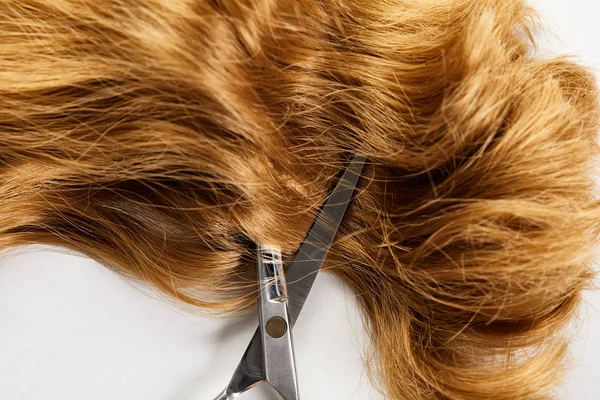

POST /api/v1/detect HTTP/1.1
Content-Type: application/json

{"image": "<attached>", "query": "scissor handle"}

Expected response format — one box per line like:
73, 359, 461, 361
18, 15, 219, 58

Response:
212, 389, 231, 400
257, 246, 300, 400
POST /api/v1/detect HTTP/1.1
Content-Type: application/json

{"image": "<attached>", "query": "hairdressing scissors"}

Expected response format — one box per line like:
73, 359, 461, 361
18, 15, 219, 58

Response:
212, 154, 366, 400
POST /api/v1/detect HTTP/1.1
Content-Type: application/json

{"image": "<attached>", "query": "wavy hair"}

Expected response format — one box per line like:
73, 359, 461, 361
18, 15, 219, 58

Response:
1, 0, 599, 398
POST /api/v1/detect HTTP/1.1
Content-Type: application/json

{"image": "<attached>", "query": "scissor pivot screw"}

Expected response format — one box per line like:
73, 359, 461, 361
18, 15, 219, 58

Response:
265, 317, 287, 338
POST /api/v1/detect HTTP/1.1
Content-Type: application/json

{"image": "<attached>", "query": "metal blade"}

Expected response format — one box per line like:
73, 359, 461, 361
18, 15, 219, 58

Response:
257, 246, 299, 399
286, 154, 366, 324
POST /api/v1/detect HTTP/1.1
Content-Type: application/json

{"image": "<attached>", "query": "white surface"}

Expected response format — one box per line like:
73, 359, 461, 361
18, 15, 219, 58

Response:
0, 1, 598, 399
0, 246, 381, 400
527, 1, 600, 399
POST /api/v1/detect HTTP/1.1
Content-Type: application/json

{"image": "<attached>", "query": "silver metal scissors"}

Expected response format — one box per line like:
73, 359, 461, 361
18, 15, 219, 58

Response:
212, 154, 366, 400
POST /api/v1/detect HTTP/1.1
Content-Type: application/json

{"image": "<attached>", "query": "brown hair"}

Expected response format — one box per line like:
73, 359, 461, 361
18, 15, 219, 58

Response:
1, 0, 599, 398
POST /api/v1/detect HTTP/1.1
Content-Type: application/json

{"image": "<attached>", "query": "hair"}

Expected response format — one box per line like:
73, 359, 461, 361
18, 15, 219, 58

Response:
1, 0, 599, 398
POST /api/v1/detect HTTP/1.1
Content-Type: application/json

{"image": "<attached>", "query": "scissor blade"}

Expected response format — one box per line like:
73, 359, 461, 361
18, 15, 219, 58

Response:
257, 246, 299, 399
286, 154, 366, 324
218, 154, 366, 397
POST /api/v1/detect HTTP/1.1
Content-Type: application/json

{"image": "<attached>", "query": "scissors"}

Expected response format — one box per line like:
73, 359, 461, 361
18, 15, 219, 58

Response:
212, 154, 366, 400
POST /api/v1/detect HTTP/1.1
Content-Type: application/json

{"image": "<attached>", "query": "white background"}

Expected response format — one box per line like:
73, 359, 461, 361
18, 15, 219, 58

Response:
0, 1, 599, 399
0, 246, 379, 399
